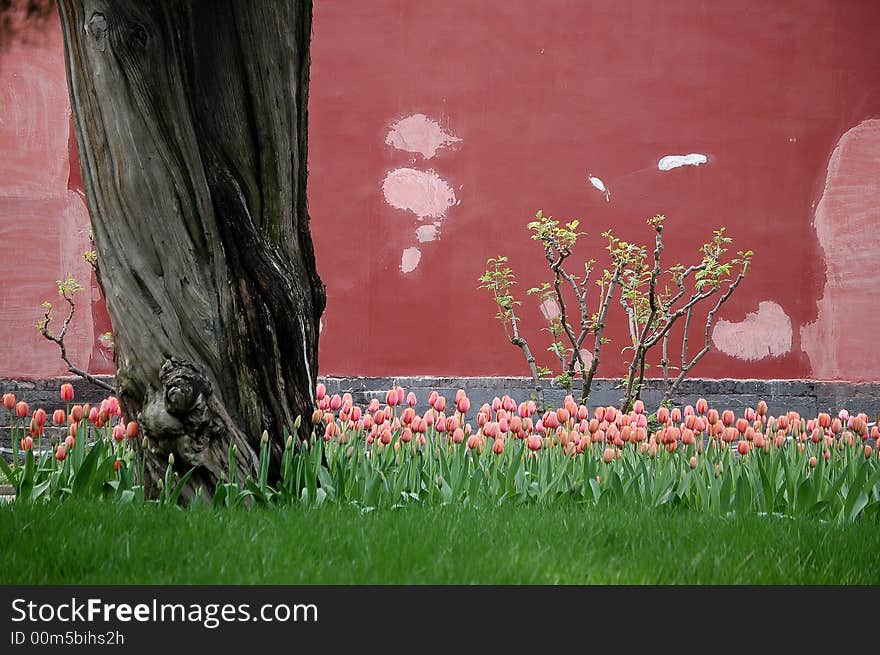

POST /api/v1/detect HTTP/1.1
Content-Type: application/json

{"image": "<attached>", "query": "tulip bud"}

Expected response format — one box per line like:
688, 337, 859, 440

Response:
114, 459, 122, 472
126, 421, 140, 439
261, 430, 269, 445
169, 453, 175, 466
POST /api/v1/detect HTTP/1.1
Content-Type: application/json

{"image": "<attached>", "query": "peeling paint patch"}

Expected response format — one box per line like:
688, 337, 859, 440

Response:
573, 349, 594, 372
385, 114, 461, 159
657, 153, 708, 171
382, 168, 456, 219
712, 301, 792, 361
400, 247, 422, 274
800, 119, 880, 380
416, 224, 439, 243
587, 173, 611, 202
539, 299, 561, 321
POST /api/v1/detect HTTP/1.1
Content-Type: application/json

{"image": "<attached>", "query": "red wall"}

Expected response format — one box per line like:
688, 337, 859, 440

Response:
2, 0, 880, 381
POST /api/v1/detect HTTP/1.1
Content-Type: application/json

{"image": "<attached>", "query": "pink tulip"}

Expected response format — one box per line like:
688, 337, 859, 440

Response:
657, 406, 669, 424
60, 383, 75, 402
396, 386, 405, 406
2, 393, 15, 410
15, 401, 29, 418
55, 445, 67, 461
452, 428, 465, 444
633, 400, 645, 415
696, 398, 708, 415
493, 438, 505, 455
21, 436, 34, 450
52, 409, 66, 425
406, 392, 417, 407
527, 434, 542, 451
456, 396, 471, 414
315, 383, 326, 401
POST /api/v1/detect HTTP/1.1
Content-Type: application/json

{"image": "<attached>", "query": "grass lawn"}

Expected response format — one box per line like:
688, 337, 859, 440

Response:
2, 501, 878, 585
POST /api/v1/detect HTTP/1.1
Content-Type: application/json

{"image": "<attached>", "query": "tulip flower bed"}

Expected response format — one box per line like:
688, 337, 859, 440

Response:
2, 384, 880, 524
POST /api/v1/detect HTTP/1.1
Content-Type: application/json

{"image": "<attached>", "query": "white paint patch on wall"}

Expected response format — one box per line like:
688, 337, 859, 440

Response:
574, 349, 594, 372
658, 154, 708, 171
587, 174, 611, 202
800, 119, 880, 380
539, 299, 561, 321
385, 114, 461, 159
382, 168, 456, 219
712, 301, 792, 361
416, 224, 439, 243
400, 247, 422, 274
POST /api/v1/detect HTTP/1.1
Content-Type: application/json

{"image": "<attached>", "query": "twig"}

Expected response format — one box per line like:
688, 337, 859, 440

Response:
38, 294, 115, 394
662, 262, 750, 405
581, 261, 622, 404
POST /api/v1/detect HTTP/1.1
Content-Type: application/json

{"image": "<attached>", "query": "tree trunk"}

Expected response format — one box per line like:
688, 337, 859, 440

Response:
57, 0, 325, 500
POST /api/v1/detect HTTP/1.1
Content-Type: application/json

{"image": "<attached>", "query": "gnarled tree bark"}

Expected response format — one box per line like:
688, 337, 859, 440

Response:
57, 0, 325, 499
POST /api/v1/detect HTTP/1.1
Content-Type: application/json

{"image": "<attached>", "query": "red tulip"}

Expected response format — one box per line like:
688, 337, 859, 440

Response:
2, 392, 16, 410
52, 409, 65, 425
125, 421, 140, 439
114, 459, 122, 472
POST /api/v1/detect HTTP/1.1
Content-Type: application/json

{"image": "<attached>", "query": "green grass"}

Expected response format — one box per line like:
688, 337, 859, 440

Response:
2, 501, 878, 584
